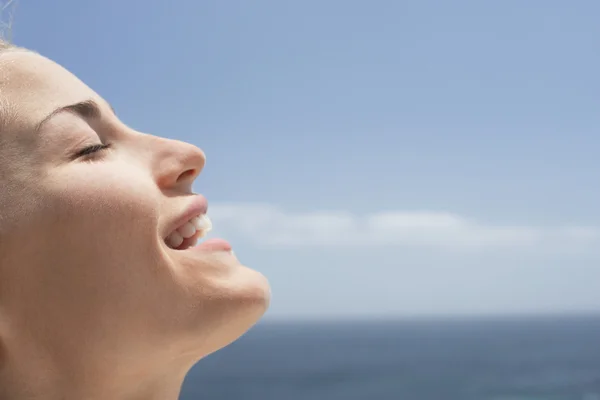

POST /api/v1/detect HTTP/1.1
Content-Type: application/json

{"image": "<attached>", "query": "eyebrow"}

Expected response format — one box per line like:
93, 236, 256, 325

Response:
35, 99, 117, 133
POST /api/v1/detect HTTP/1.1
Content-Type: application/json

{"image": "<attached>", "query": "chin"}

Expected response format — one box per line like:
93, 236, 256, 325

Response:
223, 266, 271, 327
175, 264, 271, 359
217, 268, 270, 346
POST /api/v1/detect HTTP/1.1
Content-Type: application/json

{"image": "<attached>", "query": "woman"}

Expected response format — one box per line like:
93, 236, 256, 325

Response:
0, 39, 271, 399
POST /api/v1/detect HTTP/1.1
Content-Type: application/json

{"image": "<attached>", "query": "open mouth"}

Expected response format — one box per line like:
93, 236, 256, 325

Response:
164, 214, 212, 250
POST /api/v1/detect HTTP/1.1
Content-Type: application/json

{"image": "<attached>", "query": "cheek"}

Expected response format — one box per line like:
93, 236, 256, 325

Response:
47, 162, 157, 228
0, 165, 170, 337
39, 163, 162, 275
11, 164, 174, 321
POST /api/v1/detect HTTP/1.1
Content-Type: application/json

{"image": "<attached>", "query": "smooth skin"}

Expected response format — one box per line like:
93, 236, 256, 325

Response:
0, 48, 270, 400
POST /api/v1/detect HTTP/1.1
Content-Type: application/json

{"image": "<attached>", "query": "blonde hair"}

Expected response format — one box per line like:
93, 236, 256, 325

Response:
0, 38, 12, 51
1, 0, 18, 46
0, 38, 27, 55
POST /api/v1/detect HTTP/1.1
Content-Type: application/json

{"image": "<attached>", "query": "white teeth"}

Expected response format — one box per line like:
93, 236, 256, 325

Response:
191, 215, 212, 235
165, 214, 213, 249
177, 222, 196, 239
165, 231, 184, 248
190, 216, 201, 229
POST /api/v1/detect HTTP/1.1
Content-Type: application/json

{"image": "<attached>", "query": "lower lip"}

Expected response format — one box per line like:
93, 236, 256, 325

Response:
193, 238, 232, 252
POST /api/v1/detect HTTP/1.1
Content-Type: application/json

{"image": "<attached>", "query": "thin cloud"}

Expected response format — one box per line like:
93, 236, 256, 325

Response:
208, 203, 600, 251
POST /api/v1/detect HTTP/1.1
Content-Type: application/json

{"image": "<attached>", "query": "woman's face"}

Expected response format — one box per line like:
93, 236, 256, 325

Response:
0, 51, 270, 372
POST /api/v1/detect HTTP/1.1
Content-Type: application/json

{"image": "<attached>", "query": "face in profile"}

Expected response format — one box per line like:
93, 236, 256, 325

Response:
0, 49, 270, 382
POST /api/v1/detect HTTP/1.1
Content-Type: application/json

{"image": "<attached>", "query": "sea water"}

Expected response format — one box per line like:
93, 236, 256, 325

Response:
180, 315, 600, 400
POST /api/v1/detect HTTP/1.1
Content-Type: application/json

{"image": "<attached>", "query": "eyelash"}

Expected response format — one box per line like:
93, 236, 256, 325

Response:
74, 143, 112, 159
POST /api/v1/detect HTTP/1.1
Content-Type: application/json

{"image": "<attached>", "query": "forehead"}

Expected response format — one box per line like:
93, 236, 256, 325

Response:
0, 51, 99, 133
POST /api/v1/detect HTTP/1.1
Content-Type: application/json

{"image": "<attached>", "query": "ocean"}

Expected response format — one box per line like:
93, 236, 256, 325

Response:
180, 315, 600, 400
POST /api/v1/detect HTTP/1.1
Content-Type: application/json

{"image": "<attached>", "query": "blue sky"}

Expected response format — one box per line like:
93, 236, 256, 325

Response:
9, 0, 600, 319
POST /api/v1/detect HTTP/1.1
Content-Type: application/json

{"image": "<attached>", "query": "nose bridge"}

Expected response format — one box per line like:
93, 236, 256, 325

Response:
148, 134, 206, 192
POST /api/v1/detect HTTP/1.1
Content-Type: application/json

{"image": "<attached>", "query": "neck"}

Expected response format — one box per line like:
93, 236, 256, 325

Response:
0, 335, 195, 400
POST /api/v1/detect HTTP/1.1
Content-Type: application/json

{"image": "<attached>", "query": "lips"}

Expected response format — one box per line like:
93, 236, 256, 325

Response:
194, 238, 232, 252
163, 195, 210, 250
162, 195, 232, 252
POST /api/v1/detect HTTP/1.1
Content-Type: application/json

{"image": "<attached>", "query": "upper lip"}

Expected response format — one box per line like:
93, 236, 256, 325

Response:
163, 194, 208, 239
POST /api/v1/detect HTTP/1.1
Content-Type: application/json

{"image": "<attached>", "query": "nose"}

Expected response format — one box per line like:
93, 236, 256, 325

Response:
151, 136, 206, 193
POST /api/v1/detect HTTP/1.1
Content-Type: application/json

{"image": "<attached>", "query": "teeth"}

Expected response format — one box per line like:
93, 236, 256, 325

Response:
165, 231, 184, 248
177, 222, 196, 239
165, 214, 213, 249
191, 215, 212, 236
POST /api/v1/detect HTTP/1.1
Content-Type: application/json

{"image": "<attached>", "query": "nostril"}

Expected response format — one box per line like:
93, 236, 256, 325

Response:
177, 168, 198, 184
153, 139, 205, 190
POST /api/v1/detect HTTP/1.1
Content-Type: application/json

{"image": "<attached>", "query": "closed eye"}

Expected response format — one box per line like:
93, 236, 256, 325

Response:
73, 143, 112, 159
